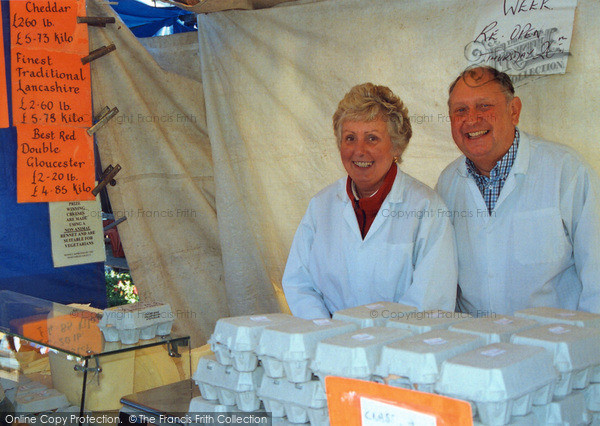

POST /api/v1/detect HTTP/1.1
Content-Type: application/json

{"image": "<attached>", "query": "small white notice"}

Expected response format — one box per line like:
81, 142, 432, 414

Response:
360, 397, 437, 426
466, 0, 577, 77
49, 197, 105, 267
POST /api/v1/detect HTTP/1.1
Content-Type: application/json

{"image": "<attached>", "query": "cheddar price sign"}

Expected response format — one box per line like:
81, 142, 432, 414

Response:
10, 0, 94, 203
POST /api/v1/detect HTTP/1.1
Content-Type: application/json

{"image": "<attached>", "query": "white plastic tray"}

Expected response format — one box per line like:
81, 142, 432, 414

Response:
514, 307, 600, 328
208, 313, 295, 371
192, 354, 264, 411
332, 302, 417, 328
256, 318, 357, 382
531, 390, 589, 425
449, 315, 539, 344
375, 329, 486, 393
511, 323, 600, 396
436, 342, 558, 426
98, 301, 174, 344
385, 310, 472, 334
311, 326, 412, 383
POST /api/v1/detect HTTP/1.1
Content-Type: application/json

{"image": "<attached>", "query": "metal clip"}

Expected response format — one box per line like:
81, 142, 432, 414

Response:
81, 43, 116, 65
92, 164, 121, 196
76, 16, 116, 27
87, 106, 119, 136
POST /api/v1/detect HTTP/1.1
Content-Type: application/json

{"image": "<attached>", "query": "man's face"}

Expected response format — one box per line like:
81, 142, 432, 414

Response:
448, 73, 522, 175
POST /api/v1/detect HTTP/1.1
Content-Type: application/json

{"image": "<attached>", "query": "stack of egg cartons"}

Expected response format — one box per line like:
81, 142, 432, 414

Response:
192, 314, 294, 414
512, 307, 600, 425
435, 341, 558, 425
98, 301, 174, 344
256, 318, 358, 425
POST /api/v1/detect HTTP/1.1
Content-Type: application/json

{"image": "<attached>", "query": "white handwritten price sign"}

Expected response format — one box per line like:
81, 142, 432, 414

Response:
325, 377, 472, 426
466, 0, 577, 76
10, 0, 94, 203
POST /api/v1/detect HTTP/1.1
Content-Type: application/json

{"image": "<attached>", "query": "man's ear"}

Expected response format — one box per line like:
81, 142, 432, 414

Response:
510, 96, 522, 126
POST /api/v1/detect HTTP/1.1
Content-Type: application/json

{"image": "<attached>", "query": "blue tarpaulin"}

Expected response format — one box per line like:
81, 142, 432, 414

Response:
111, 0, 196, 38
0, 1, 106, 307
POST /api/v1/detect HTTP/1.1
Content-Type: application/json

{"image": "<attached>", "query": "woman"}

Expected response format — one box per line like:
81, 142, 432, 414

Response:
282, 83, 457, 319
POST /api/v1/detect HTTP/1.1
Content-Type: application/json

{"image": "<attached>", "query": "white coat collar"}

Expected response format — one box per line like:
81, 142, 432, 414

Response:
455, 129, 531, 178
335, 167, 406, 205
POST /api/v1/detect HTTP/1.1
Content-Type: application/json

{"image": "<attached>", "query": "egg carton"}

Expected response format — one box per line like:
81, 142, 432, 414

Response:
385, 310, 472, 334
192, 354, 264, 412
473, 412, 537, 426
208, 313, 295, 371
332, 301, 417, 328
16, 380, 48, 396
257, 376, 326, 423
436, 342, 558, 426
307, 408, 329, 426
188, 395, 236, 413
98, 301, 174, 344
511, 323, 600, 397
586, 383, 600, 411
449, 315, 539, 344
15, 388, 70, 414
256, 318, 357, 382
532, 390, 589, 426
374, 329, 486, 393
514, 307, 600, 328
311, 326, 412, 384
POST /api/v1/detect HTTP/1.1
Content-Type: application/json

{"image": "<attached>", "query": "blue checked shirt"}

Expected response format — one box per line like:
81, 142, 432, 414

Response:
466, 129, 520, 214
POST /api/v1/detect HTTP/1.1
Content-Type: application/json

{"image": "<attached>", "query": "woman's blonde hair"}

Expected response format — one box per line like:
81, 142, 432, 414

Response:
332, 83, 412, 160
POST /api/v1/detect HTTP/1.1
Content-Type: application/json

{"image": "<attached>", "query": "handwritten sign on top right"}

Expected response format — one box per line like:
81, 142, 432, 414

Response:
465, 0, 577, 78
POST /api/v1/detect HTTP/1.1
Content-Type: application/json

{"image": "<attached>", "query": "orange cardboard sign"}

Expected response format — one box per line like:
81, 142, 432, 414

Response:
20, 311, 103, 356
16, 123, 95, 202
325, 376, 473, 426
9, 0, 88, 54
0, 8, 8, 128
11, 48, 92, 127
9, 0, 95, 203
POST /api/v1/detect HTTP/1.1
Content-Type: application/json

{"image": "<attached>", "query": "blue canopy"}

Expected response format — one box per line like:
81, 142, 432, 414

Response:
111, 0, 197, 38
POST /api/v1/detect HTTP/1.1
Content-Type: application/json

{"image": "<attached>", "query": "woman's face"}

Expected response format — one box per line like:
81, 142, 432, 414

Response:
340, 118, 396, 198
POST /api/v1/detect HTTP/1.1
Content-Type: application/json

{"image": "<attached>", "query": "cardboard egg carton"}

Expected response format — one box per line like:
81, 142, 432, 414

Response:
585, 383, 600, 412
98, 301, 174, 344
385, 310, 472, 334
473, 413, 536, 426
374, 329, 486, 393
188, 395, 236, 413
436, 342, 558, 426
514, 307, 600, 328
192, 354, 264, 412
532, 390, 589, 425
332, 301, 417, 328
449, 315, 539, 344
257, 376, 326, 424
511, 323, 600, 397
311, 326, 411, 384
256, 318, 357, 382
208, 313, 295, 372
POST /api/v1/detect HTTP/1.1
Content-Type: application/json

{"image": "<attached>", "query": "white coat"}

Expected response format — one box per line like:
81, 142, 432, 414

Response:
282, 169, 458, 319
436, 132, 600, 316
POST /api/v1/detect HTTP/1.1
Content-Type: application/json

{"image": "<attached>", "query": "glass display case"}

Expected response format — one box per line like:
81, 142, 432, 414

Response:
0, 290, 190, 417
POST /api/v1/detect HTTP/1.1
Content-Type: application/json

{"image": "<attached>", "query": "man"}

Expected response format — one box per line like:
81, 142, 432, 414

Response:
436, 66, 600, 316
